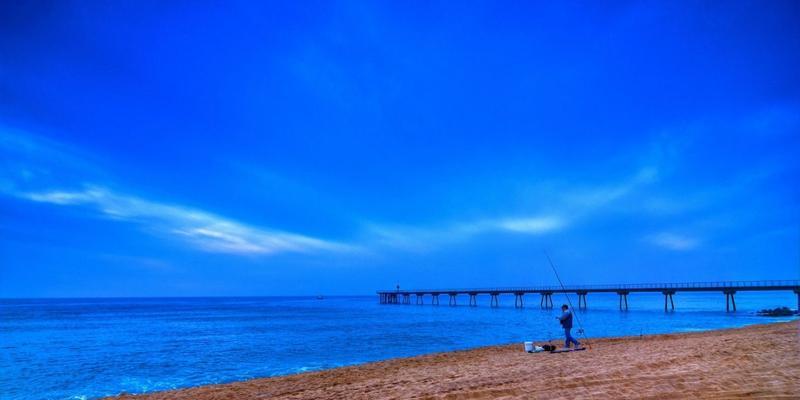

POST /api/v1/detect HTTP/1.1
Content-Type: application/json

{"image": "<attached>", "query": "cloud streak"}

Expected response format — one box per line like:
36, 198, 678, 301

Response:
1, 128, 355, 257
3, 125, 670, 258
364, 167, 659, 252
20, 186, 354, 255
2, 125, 745, 258
366, 215, 567, 252
495, 216, 566, 233
646, 232, 700, 251
562, 167, 659, 210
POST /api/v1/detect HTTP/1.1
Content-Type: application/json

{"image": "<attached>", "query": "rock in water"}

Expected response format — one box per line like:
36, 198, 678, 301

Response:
756, 307, 796, 316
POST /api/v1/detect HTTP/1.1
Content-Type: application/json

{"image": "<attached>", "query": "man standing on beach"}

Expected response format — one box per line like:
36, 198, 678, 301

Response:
558, 304, 581, 349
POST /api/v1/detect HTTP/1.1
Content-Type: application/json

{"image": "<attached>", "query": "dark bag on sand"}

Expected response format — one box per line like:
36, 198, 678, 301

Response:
541, 344, 556, 352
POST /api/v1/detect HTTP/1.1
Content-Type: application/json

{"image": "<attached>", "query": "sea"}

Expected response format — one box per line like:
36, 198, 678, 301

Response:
1, 292, 797, 400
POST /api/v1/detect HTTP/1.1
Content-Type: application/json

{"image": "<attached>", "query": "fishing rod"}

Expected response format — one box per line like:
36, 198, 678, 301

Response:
544, 250, 591, 349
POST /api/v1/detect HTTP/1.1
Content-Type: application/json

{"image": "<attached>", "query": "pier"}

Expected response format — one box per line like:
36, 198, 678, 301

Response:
378, 280, 800, 312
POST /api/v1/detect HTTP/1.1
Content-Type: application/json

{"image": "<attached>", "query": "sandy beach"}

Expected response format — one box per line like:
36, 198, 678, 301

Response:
112, 321, 799, 399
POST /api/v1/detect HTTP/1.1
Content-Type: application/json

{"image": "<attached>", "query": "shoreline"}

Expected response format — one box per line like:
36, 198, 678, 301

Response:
110, 321, 799, 399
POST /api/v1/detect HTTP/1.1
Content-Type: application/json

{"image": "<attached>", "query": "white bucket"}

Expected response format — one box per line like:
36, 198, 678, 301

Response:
524, 341, 534, 352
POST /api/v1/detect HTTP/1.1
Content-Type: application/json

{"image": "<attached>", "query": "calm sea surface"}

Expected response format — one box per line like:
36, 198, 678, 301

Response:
1, 292, 797, 400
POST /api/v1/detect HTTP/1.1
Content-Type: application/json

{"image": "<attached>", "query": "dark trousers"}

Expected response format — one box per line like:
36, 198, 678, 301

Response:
564, 328, 580, 348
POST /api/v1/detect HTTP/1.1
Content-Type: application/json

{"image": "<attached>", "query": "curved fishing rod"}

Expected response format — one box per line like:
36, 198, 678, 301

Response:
544, 250, 591, 349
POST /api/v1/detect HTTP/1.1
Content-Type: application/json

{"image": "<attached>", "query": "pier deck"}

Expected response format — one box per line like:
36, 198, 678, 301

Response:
377, 280, 800, 312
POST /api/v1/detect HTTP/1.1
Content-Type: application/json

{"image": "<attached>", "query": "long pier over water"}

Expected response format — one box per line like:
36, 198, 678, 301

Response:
377, 280, 800, 312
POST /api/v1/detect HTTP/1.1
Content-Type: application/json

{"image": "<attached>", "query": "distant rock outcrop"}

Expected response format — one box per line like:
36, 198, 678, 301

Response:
756, 307, 797, 317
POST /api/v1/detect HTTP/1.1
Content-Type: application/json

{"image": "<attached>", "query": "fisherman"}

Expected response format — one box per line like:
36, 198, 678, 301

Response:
557, 304, 581, 349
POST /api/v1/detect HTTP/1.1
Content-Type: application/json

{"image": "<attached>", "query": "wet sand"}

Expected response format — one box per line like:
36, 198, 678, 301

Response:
111, 321, 799, 399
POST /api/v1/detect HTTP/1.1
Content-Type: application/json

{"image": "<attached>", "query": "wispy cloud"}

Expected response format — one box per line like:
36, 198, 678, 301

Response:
563, 167, 658, 209
8, 120, 773, 259
366, 214, 566, 252
20, 186, 354, 255
1, 128, 355, 257
495, 216, 566, 233
646, 232, 699, 251
0, 128, 103, 189
2, 126, 670, 257
365, 168, 658, 252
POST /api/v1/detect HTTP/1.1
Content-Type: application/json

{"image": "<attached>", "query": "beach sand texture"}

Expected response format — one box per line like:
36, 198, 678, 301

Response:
112, 321, 799, 399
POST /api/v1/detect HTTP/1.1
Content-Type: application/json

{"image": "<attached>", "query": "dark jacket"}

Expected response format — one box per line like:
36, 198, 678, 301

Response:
558, 310, 573, 330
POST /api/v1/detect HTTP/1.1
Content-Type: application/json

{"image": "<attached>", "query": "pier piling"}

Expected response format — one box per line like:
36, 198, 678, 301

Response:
540, 292, 553, 309
490, 293, 499, 307
796, 290, 800, 312
514, 292, 524, 308
577, 291, 588, 309
662, 291, 675, 312
617, 291, 629, 311
725, 290, 737, 312
448, 293, 457, 306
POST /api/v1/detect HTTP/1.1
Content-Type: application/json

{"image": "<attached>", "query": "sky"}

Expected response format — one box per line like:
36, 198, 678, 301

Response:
1, 1, 799, 297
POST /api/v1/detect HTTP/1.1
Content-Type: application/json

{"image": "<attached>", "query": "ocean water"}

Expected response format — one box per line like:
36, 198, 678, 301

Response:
1, 292, 797, 400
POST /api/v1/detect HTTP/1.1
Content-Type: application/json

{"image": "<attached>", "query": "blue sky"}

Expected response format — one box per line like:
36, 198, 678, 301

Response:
1, 1, 799, 297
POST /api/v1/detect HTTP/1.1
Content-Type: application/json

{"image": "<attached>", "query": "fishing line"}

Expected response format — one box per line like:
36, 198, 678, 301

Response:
544, 250, 592, 349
